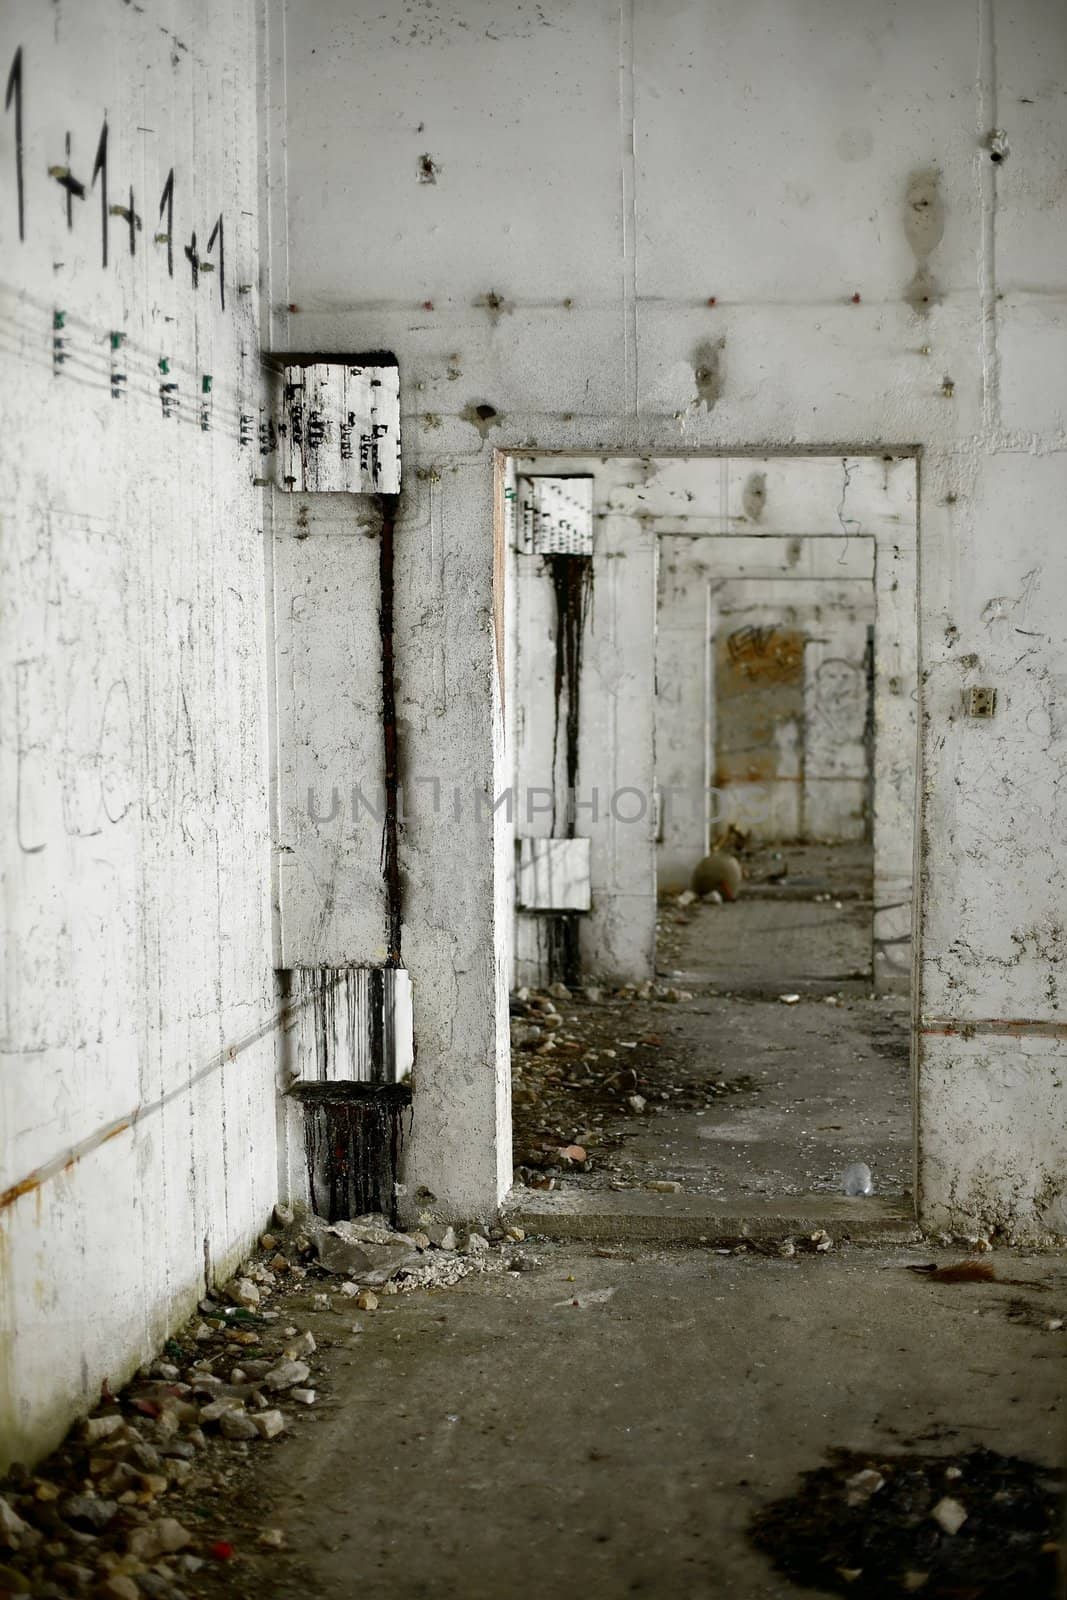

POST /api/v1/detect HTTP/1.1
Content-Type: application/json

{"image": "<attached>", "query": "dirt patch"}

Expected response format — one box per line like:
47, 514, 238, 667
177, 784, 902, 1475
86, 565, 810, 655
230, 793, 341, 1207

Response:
750, 1445, 1063, 1598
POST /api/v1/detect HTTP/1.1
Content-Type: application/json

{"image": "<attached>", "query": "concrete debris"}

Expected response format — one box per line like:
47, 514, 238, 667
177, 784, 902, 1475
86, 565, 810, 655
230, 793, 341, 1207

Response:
218, 1410, 259, 1441
930, 1496, 968, 1535
226, 1278, 261, 1308
126, 1517, 192, 1560
0, 1198, 530, 1600
0, 1498, 31, 1548
262, 1359, 311, 1391
779, 993, 801, 1005
81, 1415, 125, 1443
845, 1468, 885, 1506
644, 1179, 682, 1193
304, 1214, 422, 1283
810, 1230, 834, 1252
253, 1410, 287, 1439
423, 1222, 458, 1251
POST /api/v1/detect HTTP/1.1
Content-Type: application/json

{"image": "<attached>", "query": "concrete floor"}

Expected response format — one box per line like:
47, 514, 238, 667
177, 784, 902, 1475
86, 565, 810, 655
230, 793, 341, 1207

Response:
512, 843, 912, 1217
200, 1242, 1066, 1600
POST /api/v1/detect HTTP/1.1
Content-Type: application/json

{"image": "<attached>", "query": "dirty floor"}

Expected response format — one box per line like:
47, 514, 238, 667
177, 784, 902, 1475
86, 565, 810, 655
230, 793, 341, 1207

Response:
513, 843, 911, 1205
197, 1242, 1065, 1599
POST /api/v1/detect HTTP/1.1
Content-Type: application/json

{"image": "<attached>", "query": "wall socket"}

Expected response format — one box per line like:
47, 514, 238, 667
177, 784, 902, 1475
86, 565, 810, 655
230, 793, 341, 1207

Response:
963, 685, 997, 718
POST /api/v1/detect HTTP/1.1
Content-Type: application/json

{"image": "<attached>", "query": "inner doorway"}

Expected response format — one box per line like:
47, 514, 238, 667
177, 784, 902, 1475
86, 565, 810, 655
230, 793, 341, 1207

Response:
503, 453, 917, 1217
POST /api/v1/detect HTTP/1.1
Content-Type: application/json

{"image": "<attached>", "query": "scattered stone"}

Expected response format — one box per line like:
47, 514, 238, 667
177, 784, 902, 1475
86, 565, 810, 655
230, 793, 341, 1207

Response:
355, 1291, 378, 1312
290, 1388, 316, 1406
810, 1230, 833, 1253
199, 1398, 244, 1423
845, 1468, 885, 1506
627, 1095, 647, 1114
0, 1497, 31, 1548
61, 1495, 118, 1533
644, 1180, 682, 1193
219, 1410, 259, 1441
779, 993, 801, 1005
282, 1331, 316, 1359
504, 1227, 526, 1242
225, 1279, 260, 1309
930, 1497, 968, 1536
273, 1203, 295, 1229
82, 1415, 125, 1444
424, 1224, 457, 1251
126, 1518, 191, 1561
252, 1411, 287, 1440
258, 1528, 286, 1548
262, 1360, 310, 1392
464, 1233, 490, 1256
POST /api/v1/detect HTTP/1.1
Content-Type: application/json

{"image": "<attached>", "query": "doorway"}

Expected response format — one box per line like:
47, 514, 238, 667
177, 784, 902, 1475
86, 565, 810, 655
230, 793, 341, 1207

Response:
503, 453, 918, 1217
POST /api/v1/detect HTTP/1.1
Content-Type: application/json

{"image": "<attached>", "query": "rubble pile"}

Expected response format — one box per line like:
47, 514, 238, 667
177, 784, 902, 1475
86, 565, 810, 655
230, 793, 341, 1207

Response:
510, 979, 758, 1191
0, 1205, 521, 1598
749, 1444, 1064, 1598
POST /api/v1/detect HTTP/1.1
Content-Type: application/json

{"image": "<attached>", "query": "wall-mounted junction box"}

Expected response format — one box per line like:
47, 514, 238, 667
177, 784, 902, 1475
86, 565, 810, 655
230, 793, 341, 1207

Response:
517, 475, 594, 555
963, 685, 997, 718
273, 360, 401, 494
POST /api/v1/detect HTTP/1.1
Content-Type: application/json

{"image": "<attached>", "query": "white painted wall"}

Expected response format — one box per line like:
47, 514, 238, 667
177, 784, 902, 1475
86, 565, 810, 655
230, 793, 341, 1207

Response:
271, 0, 1067, 1239
0, 3, 274, 1468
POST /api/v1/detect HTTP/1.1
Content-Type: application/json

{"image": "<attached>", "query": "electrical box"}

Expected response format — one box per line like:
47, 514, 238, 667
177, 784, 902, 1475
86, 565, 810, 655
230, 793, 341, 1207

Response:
963, 685, 997, 718
517, 476, 594, 555
274, 361, 401, 494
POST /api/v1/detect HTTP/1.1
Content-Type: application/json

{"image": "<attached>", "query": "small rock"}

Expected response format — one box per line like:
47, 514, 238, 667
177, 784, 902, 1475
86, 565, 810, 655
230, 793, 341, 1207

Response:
219, 1410, 259, 1441
810, 1230, 833, 1252
339, 1282, 360, 1297
290, 1387, 316, 1406
627, 1095, 647, 1114
779, 993, 801, 1005
82, 1415, 125, 1443
199, 1398, 244, 1423
273, 1203, 295, 1229
126, 1517, 191, 1561
258, 1528, 286, 1548
62, 1495, 118, 1533
425, 1224, 457, 1252
930, 1497, 967, 1536
259, 1233, 277, 1251
644, 1180, 682, 1193
262, 1360, 310, 1391
355, 1291, 378, 1312
282, 1331, 316, 1359
845, 1468, 885, 1506
97, 1577, 140, 1600
252, 1410, 287, 1439
464, 1233, 490, 1256
226, 1278, 260, 1308
0, 1497, 31, 1548
504, 1227, 525, 1242
778, 1240, 796, 1258
311, 1293, 331, 1311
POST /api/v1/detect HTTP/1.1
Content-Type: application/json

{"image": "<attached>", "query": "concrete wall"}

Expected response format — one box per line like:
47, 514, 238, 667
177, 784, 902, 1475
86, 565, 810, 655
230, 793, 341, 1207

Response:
0, 2, 274, 1467
273, 0, 1067, 1239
